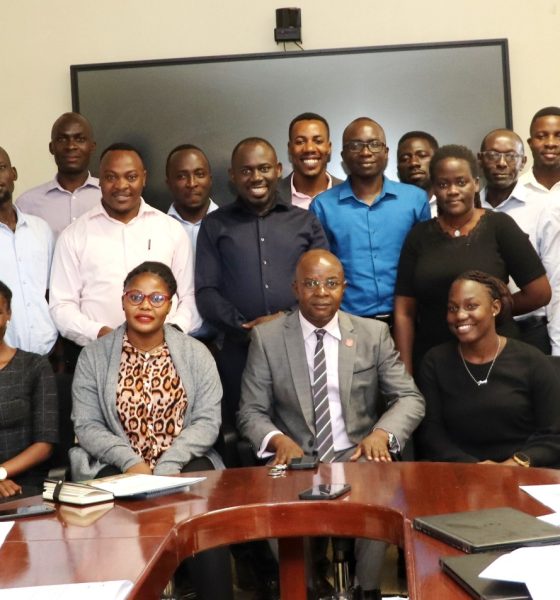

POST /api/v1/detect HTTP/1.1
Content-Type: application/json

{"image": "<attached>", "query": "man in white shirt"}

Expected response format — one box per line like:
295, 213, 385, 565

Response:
277, 112, 342, 209
16, 113, 101, 238
478, 128, 551, 353
518, 107, 560, 355
238, 249, 424, 600
0, 147, 57, 355
49, 143, 201, 348
166, 144, 218, 341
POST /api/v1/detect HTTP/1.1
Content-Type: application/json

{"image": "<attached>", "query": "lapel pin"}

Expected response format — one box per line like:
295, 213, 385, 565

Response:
344, 339, 354, 347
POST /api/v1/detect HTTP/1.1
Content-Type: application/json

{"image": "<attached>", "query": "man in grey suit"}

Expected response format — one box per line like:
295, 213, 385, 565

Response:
238, 249, 425, 599
277, 112, 343, 209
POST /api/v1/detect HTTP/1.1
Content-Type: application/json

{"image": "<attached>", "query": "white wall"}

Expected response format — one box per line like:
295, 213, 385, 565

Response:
3, 0, 558, 193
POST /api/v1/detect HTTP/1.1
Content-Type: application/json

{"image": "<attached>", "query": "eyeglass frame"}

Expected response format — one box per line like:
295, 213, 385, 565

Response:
300, 278, 345, 290
343, 140, 386, 154
122, 290, 171, 307
479, 150, 523, 164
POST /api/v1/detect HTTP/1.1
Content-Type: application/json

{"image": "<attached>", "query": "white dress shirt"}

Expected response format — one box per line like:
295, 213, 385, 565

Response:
0, 208, 57, 355
16, 173, 101, 238
480, 182, 548, 320
534, 204, 560, 356
259, 312, 353, 456
49, 199, 201, 346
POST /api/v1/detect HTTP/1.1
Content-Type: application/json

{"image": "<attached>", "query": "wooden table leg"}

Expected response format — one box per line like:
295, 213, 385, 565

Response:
278, 537, 307, 599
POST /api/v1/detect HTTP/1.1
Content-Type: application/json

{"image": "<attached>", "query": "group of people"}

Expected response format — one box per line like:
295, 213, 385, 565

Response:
2, 105, 560, 600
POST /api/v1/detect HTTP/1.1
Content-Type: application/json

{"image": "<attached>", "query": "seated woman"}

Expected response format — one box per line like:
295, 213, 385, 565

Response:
0, 281, 58, 499
70, 261, 231, 599
416, 271, 560, 467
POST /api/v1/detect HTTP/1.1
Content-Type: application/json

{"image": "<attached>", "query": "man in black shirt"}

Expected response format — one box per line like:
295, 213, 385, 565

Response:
196, 137, 328, 427
196, 137, 327, 598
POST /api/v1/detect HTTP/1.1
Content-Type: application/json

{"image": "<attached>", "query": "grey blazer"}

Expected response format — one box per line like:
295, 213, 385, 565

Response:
237, 310, 424, 454
277, 172, 344, 205
70, 324, 223, 482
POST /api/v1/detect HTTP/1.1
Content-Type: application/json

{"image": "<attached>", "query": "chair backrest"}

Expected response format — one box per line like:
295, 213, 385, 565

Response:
46, 372, 75, 473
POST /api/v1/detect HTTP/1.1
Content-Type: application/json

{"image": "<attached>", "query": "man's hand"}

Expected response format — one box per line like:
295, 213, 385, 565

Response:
350, 429, 392, 462
268, 434, 304, 466
125, 462, 153, 475
0, 479, 22, 498
97, 326, 114, 338
242, 312, 284, 330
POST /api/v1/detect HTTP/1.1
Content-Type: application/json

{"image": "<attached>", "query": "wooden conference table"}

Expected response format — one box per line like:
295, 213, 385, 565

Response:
1, 462, 560, 599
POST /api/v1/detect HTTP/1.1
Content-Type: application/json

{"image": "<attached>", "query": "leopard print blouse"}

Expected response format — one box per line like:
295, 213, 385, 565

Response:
116, 335, 187, 469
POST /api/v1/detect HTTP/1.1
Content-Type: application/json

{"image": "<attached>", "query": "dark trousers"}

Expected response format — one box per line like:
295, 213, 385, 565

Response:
518, 318, 551, 355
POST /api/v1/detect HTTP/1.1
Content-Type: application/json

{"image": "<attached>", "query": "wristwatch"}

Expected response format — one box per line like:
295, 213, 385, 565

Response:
0, 467, 7, 480
512, 452, 531, 468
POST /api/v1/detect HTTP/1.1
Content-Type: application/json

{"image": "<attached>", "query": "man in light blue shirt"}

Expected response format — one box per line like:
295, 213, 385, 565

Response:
0, 147, 57, 355
166, 144, 218, 340
310, 117, 430, 323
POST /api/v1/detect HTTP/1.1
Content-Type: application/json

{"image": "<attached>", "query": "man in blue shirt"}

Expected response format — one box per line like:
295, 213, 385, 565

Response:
310, 117, 430, 324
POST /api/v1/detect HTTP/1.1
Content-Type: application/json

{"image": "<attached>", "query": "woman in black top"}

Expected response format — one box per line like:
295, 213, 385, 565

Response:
393, 145, 550, 375
0, 281, 58, 498
416, 271, 560, 467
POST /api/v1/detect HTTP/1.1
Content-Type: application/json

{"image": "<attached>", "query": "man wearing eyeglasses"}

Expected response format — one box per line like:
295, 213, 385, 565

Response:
310, 118, 430, 327
238, 248, 424, 600
478, 128, 551, 353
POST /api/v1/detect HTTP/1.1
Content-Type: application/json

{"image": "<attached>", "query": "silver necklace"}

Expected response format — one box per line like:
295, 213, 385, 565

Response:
459, 337, 501, 386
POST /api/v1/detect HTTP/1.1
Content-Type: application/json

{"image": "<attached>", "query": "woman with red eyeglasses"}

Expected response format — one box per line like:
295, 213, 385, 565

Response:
70, 260, 232, 599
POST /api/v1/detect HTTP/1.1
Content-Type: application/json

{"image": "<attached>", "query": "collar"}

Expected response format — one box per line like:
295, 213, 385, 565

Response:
48, 172, 100, 193
298, 311, 341, 342
90, 197, 156, 223
338, 176, 398, 204
480, 180, 528, 209
233, 191, 289, 216
290, 172, 334, 199
519, 169, 560, 193
168, 199, 219, 225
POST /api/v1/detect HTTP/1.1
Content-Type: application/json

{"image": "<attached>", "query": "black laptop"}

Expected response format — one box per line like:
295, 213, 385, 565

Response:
413, 507, 560, 553
440, 552, 530, 600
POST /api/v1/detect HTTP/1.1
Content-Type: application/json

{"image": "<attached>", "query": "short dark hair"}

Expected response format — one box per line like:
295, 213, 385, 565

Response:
231, 137, 276, 163
530, 106, 560, 132
397, 130, 439, 152
288, 112, 330, 139
430, 144, 479, 180
0, 281, 12, 310
100, 142, 144, 163
452, 270, 512, 326
165, 144, 209, 177
123, 261, 177, 297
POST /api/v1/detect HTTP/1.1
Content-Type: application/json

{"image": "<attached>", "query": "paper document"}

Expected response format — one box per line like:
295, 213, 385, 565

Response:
537, 512, 560, 526
479, 545, 560, 600
0, 521, 14, 547
0, 579, 133, 599
520, 484, 560, 513
90, 473, 205, 498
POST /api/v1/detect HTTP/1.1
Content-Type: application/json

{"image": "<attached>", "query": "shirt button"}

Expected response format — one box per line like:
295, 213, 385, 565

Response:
263, 260, 267, 265
264, 284, 269, 289
260, 237, 265, 242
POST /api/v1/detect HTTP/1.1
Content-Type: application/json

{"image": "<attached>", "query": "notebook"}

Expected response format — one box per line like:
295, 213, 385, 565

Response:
413, 507, 560, 553
440, 552, 530, 600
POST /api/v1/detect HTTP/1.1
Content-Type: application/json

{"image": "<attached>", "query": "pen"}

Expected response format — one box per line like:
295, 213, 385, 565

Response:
148, 239, 151, 250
